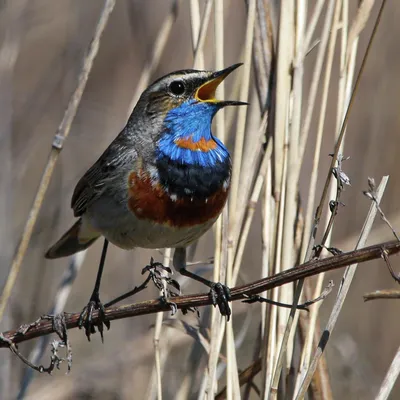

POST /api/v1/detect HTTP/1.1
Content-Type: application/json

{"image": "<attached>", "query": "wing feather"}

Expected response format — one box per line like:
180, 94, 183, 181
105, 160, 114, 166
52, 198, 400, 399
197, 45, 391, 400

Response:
71, 135, 135, 217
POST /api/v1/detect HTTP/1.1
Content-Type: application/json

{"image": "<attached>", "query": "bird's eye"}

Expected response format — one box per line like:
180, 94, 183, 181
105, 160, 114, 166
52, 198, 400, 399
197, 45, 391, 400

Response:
169, 80, 185, 96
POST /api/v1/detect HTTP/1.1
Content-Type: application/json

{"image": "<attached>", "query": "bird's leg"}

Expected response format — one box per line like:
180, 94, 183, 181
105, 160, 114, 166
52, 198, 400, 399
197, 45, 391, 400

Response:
78, 238, 110, 341
173, 247, 231, 319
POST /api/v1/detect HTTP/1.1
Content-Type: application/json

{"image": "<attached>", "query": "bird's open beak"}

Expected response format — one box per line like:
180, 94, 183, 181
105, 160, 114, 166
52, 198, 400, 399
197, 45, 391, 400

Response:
195, 63, 248, 107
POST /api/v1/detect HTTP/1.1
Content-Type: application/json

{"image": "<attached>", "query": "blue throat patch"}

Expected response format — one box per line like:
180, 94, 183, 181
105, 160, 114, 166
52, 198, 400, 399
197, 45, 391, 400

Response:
156, 99, 229, 167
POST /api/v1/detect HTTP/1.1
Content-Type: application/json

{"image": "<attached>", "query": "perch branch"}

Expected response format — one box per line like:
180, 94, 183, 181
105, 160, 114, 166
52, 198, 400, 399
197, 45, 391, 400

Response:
1, 239, 400, 347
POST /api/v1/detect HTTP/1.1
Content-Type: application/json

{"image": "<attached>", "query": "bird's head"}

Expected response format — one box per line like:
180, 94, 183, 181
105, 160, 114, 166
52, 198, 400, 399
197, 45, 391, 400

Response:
137, 64, 246, 167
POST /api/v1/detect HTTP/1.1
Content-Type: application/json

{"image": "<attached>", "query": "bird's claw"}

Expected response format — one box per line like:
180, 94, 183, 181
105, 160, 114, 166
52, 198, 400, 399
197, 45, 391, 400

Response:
160, 295, 178, 315
142, 259, 180, 296
78, 293, 110, 342
209, 282, 231, 320
142, 257, 172, 275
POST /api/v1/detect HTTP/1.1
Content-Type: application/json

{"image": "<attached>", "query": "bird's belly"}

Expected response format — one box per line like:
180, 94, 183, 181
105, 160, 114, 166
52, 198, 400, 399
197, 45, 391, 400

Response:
84, 166, 229, 249
86, 207, 215, 249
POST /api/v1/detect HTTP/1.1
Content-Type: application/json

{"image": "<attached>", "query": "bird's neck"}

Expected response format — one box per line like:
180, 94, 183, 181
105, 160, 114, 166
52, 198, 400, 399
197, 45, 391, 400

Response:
156, 100, 229, 167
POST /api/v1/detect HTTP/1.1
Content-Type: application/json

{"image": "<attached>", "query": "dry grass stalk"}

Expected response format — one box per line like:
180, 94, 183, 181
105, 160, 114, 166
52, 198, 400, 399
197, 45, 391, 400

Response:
295, 176, 389, 398
375, 345, 400, 400
128, 0, 181, 112
0, 0, 116, 322
270, 1, 337, 395
146, 248, 172, 400
295, 1, 344, 393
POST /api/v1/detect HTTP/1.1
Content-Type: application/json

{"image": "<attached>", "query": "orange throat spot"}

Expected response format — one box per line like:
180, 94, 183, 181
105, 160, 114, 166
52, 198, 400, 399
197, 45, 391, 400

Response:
174, 136, 217, 152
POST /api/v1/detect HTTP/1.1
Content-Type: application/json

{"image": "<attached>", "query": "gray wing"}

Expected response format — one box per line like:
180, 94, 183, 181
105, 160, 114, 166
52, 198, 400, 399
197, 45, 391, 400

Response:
71, 162, 107, 217
71, 136, 135, 217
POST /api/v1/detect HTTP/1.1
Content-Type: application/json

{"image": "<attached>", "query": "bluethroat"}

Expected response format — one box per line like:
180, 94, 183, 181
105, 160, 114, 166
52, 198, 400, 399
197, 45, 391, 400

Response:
46, 63, 246, 339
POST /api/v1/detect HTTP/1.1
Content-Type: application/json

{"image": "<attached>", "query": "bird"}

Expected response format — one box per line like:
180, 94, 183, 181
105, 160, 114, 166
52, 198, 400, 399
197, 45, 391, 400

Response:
45, 63, 246, 339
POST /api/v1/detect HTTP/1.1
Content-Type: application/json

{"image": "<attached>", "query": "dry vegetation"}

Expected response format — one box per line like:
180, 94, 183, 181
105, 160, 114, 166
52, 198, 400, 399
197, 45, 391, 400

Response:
0, 0, 399, 399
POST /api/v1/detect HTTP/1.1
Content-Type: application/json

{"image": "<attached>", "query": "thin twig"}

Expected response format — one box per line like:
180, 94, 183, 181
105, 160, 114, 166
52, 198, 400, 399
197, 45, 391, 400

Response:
363, 289, 400, 302
17, 252, 86, 399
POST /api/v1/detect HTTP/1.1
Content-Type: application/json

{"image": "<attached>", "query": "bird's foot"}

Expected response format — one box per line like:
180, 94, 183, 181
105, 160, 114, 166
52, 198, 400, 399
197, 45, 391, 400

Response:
78, 292, 110, 342
209, 282, 231, 320
142, 258, 181, 297
143, 259, 182, 314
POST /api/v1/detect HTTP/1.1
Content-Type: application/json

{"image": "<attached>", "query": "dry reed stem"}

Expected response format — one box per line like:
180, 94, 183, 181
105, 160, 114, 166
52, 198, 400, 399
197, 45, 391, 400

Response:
268, 2, 296, 392
279, 0, 305, 373
252, 0, 271, 109
298, 1, 354, 395
215, 2, 241, 397
236, 2, 274, 235
190, 0, 205, 70
303, 0, 387, 263
272, 0, 292, 207
261, 167, 277, 399
295, 176, 389, 398
304, 0, 326, 53
203, 1, 227, 398
193, 0, 213, 67
232, 138, 272, 285
299, 2, 351, 395
0, 0, 116, 322
228, 0, 256, 225
290, 4, 386, 396
300, 0, 342, 263
298, 0, 336, 162
147, 248, 172, 400
269, 127, 288, 399
375, 346, 400, 400
295, 2, 343, 393
346, 0, 376, 64
297, 3, 381, 396
128, 0, 180, 112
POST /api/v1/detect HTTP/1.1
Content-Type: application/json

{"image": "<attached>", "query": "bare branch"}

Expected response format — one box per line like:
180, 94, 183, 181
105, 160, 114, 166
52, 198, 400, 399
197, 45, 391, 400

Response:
364, 289, 400, 302
1, 239, 400, 348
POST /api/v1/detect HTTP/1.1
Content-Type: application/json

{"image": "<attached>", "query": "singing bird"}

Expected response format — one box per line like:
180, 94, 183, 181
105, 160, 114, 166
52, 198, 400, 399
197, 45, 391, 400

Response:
46, 64, 246, 338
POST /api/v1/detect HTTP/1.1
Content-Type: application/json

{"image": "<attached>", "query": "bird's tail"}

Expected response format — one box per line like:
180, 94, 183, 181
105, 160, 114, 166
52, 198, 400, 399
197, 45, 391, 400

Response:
45, 218, 100, 259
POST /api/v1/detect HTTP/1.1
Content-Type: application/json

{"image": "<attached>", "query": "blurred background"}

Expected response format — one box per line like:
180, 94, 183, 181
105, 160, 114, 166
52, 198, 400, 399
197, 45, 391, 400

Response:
0, 0, 399, 399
